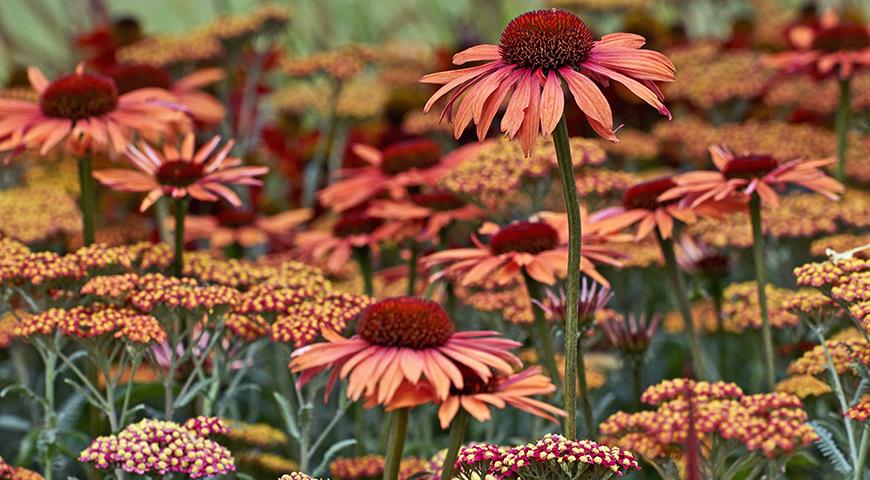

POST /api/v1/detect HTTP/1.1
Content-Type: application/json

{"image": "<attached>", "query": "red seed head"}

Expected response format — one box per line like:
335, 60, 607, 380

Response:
216, 209, 257, 228
499, 9, 594, 70
490, 221, 559, 255
108, 63, 173, 93
621, 177, 677, 210
411, 191, 466, 211
357, 297, 454, 349
450, 364, 499, 395
40, 72, 118, 120
379, 139, 441, 175
722, 154, 778, 179
332, 210, 383, 238
812, 23, 870, 52
155, 161, 205, 187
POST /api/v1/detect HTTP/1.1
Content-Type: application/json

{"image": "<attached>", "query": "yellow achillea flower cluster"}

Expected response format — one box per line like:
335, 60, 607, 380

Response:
811, 233, 870, 259
845, 400, 870, 421
239, 452, 298, 473
79, 417, 235, 478
328, 455, 429, 480
15, 305, 165, 344
599, 129, 659, 161
600, 380, 818, 464
223, 420, 288, 447
0, 455, 43, 480
663, 298, 718, 334
664, 48, 773, 109
794, 258, 870, 288
0, 314, 16, 348
766, 72, 870, 114
439, 136, 605, 209
720, 282, 800, 332
453, 278, 533, 325
284, 44, 377, 80
603, 237, 663, 268
270, 292, 373, 347
0, 184, 81, 244
183, 252, 329, 292
787, 329, 869, 377
776, 375, 833, 399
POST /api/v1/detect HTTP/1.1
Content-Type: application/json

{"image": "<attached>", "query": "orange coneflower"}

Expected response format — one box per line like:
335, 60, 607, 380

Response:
423, 212, 621, 288
0, 64, 181, 155
660, 145, 844, 209
108, 64, 226, 124
289, 297, 522, 404
183, 207, 311, 249
93, 132, 268, 212
366, 191, 483, 243
318, 139, 471, 212
767, 12, 870, 79
420, 8, 675, 155
384, 366, 565, 429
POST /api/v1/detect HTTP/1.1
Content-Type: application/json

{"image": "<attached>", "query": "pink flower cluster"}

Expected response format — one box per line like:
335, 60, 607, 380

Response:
79, 417, 235, 479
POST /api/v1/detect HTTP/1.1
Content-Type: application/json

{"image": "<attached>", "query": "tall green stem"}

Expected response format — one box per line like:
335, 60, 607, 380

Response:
440, 409, 469, 480
854, 426, 869, 480
749, 193, 775, 390
77, 155, 96, 245
173, 198, 189, 277
407, 242, 419, 296
154, 198, 172, 244
353, 246, 374, 296
835, 77, 851, 182
383, 408, 410, 480
522, 272, 559, 389
552, 116, 581, 439
655, 229, 708, 380
41, 348, 57, 480
575, 335, 595, 437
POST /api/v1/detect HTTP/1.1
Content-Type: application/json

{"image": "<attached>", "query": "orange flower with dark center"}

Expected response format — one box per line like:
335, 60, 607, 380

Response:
490, 221, 560, 255
421, 8, 675, 155
621, 177, 678, 210
357, 298, 454, 349
721, 154, 779, 180
290, 297, 521, 404
108, 64, 174, 92
767, 13, 870, 79
332, 210, 385, 238
409, 191, 466, 212
812, 23, 870, 52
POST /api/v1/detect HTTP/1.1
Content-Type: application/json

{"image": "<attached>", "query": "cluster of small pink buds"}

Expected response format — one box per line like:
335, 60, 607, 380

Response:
499, 434, 640, 479
79, 417, 235, 479
183, 416, 230, 437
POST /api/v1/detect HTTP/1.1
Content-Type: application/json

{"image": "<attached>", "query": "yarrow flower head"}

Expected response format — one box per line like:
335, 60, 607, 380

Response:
845, 399, 870, 421
289, 296, 521, 405
421, 8, 675, 155
498, 434, 640, 479
93, 132, 268, 212
79, 417, 235, 478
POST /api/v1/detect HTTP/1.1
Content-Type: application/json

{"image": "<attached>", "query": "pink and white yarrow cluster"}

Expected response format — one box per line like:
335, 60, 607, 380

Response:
454, 435, 639, 479
78, 417, 235, 479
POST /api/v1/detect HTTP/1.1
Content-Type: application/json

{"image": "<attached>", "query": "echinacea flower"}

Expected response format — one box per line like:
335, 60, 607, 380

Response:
660, 145, 844, 209
423, 212, 621, 288
385, 366, 566, 428
108, 64, 226, 124
289, 297, 521, 404
291, 208, 393, 275
533, 278, 613, 328
599, 312, 660, 355
420, 8, 675, 154
318, 139, 467, 212
767, 12, 870, 79
183, 208, 311, 249
93, 132, 268, 211
366, 191, 483, 242
0, 64, 181, 155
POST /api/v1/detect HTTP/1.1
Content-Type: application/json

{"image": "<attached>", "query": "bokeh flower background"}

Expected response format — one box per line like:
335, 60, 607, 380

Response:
1, 0, 870, 479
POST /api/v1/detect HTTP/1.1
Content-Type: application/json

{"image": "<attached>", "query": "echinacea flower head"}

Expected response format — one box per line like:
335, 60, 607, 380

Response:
661, 145, 844, 209
534, 278, 613, 328
0, 64, 181, 156
767, 12, 870, 79
79, 417, 235, 479
421, 8, 675, 155
600, 312, 660, 355
318, 139, 464, 212
93, 132, 268, 211
676, 233, 731, 278
289, 296, 521, 404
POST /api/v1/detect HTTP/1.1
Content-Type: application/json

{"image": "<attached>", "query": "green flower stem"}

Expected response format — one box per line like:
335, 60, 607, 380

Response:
813, 326, 859, 466
748, 193, 775, 390
154, 198, 172, 244
835, 77, 851, 182
172, 198, 189, 277
854, 426, 869, 480
521, 272, 560, 390
552, 115, 581, 439
383, 408, 410, 480
440, 409, 469, 480
407, 242, 419, 296
77, 155, 96, 246
575, 334, 595, 436
353, 246, 374, 296
655, 228, 708, 381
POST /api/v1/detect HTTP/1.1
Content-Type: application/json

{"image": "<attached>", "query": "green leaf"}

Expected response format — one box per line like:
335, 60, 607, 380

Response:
812, 421, 851, 474
173, 377, 213, 409
0, 414, 31, 432
273, 391, 301, 440
313, 438, 356, 475
14, 428, 39, 466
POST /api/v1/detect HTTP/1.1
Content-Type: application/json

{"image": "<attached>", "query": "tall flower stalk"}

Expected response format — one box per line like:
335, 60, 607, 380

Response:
173, 198, 189, 277
383, 408, 409, 480
77, 156, 97, 245
748, 193, 776, 390
835, 78, 851, 182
